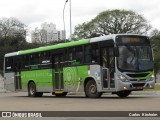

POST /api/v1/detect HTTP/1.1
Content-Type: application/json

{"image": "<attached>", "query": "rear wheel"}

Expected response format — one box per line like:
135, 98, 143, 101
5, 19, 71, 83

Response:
116, 91, 131, 98
85, 80, 102, 98
28, 82, 43, 97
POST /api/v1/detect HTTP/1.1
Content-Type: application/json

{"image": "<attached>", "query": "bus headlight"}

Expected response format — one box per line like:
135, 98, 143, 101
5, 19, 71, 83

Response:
118, 74, 129, 82
149, 74, 155, 81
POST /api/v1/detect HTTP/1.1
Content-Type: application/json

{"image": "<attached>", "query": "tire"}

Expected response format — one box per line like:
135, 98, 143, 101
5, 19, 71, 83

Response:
28, 82, 43, 97
55, 92, 67, 97
85, 80, 102, 98
116, 91, 131, 98
36, 92, 43, 97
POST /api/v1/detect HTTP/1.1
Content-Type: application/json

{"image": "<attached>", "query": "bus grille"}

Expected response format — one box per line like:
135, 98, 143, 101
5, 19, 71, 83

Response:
132, 83, 145, 87
126, 73, 149, 78
130, 79, 146, 81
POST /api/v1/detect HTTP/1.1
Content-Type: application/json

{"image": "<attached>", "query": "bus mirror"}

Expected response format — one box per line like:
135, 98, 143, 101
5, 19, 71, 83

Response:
114, 47, 119, 57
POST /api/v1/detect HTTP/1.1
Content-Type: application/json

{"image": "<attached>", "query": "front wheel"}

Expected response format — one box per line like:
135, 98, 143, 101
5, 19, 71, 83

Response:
28, 82, 43, 97
116, 91, 131, 98
85, 80, 102, 98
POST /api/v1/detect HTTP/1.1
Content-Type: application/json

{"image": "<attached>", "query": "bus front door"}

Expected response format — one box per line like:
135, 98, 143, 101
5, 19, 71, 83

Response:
53, 54, 64, 90
101, 47, 115, 89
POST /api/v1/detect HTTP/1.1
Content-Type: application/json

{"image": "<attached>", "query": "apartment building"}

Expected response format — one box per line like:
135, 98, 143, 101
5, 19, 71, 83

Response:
31, 22, 66, 43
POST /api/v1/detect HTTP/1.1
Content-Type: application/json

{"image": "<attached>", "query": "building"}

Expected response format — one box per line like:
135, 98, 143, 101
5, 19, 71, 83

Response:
31, 22, 66, 43
31, 27, 42, 43
58, 30, 66, 40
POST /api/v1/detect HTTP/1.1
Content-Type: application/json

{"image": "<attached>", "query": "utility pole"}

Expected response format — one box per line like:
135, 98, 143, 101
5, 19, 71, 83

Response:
63, 0, 68, 42
63, 0, 72, 41
69, 0, 72, 41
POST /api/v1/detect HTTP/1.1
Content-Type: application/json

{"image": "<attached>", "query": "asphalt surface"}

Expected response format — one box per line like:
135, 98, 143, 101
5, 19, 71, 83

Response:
1, 75, 160, 120
0, 92, 160, 120
0, 92, 160, 111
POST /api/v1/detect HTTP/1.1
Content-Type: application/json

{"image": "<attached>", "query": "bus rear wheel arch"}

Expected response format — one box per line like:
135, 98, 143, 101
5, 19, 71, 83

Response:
84, 79, 102, 98
28, 81, 43, 97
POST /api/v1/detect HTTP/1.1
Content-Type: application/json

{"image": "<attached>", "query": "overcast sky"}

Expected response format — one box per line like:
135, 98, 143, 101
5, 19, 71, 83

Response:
0, 0, 160, 41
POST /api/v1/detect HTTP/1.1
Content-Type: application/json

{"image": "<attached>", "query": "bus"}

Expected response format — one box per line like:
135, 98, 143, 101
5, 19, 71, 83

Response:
4, 34, 155, 98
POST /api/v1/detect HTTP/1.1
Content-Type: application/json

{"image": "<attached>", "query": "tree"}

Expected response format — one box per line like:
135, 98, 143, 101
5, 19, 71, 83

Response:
73, 9, 151, 39
31, 28, 48, 44
0, 17, 27, 51
0, 17, 26, 39
150, 28, 160, 37
150, 30, 160, 73
0, 17, 35, 75
73, 21, 100, 39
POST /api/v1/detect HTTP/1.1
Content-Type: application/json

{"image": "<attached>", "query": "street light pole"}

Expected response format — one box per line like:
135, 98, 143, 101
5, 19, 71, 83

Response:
69, 0, 72, 41
63, 0, 68, 42
63, 0, 72, 41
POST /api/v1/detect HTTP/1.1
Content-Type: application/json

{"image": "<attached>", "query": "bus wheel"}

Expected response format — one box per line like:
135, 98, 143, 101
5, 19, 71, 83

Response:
55, 92, 67, 97
116, 91, 131, 98
85, 80, 102, 98
28, 82, 43, 97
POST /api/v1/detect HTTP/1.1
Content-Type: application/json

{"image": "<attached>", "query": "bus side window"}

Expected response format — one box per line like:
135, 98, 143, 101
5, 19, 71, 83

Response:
5, 57, 13, 73
64, 48, 68, 66
92, 43, 99, 63
41, 52, 51, 69
68, 48, 73, 65
22, 55, 30, 70
84, 45, 91, 64
75, 46, 83, 64
30, 53, 40, 69
13, 56, 21, 72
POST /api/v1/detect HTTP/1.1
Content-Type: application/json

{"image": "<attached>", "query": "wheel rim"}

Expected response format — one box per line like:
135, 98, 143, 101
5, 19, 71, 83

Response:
89, 84, 96, 94
30, 84, 35, 95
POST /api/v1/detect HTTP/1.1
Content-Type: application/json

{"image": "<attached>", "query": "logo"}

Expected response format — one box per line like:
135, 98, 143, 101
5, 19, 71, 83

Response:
2, 112, 11, 117
137, 79, 140, 82
1, 112, 42, 117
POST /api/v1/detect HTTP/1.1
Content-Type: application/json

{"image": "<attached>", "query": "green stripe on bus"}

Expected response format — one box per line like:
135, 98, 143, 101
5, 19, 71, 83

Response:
18, 39, 89, 55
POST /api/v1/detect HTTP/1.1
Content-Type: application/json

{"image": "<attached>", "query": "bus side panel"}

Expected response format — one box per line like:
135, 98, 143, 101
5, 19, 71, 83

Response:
4, 72, 15, 91
21, 69, 53, 92
89, 65, 103, 92
63, 65, 89, 92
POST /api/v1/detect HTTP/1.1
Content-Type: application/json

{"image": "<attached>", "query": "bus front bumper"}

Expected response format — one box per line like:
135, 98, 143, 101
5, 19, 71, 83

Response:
117, 80, 155, 91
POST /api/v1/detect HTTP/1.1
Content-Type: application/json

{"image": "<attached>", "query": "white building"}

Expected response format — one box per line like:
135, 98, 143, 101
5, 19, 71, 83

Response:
58, 30, 66, 40
31, 27, 42, 43
31, 22, 66, 43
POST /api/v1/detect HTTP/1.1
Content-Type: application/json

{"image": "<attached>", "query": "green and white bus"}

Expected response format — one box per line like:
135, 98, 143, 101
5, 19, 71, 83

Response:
4, 34, 155, 98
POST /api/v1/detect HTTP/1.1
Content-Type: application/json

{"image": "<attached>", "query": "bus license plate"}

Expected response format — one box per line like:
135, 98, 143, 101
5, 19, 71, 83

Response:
136, 86, 143, 90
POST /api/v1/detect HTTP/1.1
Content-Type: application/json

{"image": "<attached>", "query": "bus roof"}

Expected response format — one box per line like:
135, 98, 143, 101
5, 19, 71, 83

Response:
90, 34, 116, 43
5, 34, 148, 57
18, 39, 89, 55
90, 34, 148, 43
5, 52, 18, 57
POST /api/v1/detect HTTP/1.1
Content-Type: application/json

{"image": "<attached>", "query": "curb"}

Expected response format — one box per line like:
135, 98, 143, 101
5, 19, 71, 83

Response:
132, 91, 160, 95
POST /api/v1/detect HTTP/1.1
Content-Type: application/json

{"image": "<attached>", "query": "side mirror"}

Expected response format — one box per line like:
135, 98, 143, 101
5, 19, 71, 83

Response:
114, 47, 119, 57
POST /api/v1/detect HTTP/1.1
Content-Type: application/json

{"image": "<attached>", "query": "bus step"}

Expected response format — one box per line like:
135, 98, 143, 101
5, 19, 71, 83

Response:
55, 91, 63, 94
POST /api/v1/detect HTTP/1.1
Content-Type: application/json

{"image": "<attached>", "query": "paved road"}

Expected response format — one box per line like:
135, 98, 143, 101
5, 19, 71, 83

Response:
0, 92, 160, 120
0, 92, 160, 111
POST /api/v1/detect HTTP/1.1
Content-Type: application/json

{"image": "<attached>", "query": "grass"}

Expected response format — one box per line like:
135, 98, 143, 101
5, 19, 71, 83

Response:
144, 84, 160, 91
154, 84, 160, 90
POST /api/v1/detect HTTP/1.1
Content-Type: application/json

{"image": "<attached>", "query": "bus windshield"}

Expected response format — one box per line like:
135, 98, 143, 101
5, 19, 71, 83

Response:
116, 35, 153, 72
117, 45, 153, 71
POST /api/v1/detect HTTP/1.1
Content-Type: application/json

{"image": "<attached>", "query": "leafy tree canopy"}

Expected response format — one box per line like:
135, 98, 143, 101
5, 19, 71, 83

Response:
73, 9, 151, 39
150, 29, 160, 73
